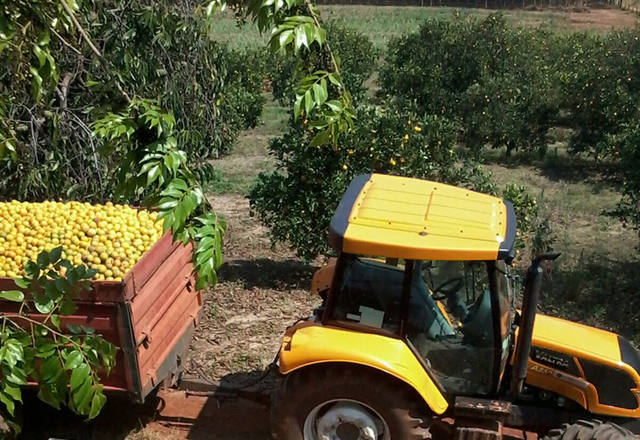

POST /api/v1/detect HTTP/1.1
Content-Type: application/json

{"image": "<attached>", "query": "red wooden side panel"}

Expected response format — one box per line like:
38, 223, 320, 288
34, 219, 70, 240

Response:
124, 232, 181, 300
0, 231, 201, 401
129, 243, 193, 335
137, 290, 201, 391
0, 278, 125, 303
126, 234, 200, 395
0, 301, 130, 392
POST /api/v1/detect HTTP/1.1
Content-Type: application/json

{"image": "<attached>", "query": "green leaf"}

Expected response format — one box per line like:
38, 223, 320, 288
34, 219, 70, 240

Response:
2, 383, 21, 403
37, 384, 61, 410
195, 275, 208, 290
24, 261, 40, 279
34, 294, 54, 314
4, 340, 24, 367
304, 89, 313, 115
313, 80, 327, 105
328, 73, 342, 87
37, 251, 50, 268
37, 31, 50, 46
36, 343, 57, 359
0, 290, 23, 302
88, 386, 106, 420
310, 129, 331, 148
293, 95, 303, 120
295, 26, 308, 52
50, 315, 61, 330
316, 26, 327, 45
64, 350, 83, 370
14, 278, 29, 289
33, 45, 46, 67
0, 390, 15, 416
55, 277, 71, 293
49, 246, 63, 262
70, 363, 90, 391
59, 299, 77, 316
2, 365, 26, 385
147, 164, 161, 185
277, 29, 293, 50
40, 355, 62, 384
72, 375, 93, 413
30, 66, 43, 100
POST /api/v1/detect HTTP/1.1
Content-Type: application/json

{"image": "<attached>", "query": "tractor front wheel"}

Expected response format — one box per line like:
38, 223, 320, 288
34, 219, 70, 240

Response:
541, 420, 636, 440
271, 365, 429, 440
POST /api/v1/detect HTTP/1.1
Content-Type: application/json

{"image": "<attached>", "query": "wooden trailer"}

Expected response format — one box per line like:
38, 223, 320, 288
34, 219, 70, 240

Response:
0, 232, 202, 403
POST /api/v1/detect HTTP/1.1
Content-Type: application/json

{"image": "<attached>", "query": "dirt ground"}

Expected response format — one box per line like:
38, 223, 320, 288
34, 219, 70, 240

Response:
566, 7, 638, 30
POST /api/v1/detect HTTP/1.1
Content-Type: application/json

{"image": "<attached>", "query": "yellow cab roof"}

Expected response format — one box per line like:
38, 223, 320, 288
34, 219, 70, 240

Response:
328, 174, 516, 261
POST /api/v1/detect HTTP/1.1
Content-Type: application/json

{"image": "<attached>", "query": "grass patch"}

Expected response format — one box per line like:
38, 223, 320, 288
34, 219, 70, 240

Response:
208, 6, 637, 51
482, 146, 638, 341
202, 168, 248, 194
210, 97, 288, 195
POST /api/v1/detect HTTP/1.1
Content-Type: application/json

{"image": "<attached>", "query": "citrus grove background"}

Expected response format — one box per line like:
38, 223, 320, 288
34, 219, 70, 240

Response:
2, 0, 640, 437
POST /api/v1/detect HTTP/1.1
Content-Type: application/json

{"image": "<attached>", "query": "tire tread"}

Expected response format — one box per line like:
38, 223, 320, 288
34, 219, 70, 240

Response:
542, 420, 636, 440
271, 364, 430, 439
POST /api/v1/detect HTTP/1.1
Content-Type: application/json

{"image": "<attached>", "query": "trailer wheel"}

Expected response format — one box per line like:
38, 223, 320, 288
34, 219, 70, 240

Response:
541, 420, 636, 440
271, 365, 429, 440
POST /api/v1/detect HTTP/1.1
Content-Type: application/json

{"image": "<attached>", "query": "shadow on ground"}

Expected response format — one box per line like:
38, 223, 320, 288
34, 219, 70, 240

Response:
19, 392, 158, 439
218, 258, 316, 290
20, 372, 273, 440
154, 369, 275, 439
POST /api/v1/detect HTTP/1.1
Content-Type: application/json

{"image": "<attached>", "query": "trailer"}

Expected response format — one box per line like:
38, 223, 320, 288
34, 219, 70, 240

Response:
0, 232, 201, 403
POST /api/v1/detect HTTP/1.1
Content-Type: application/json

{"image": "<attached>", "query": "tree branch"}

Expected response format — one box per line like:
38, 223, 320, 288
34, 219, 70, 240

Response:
58, 0, 131, 104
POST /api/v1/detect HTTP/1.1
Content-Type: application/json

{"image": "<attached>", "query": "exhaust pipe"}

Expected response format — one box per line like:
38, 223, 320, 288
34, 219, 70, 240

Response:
510, 252, 561, 400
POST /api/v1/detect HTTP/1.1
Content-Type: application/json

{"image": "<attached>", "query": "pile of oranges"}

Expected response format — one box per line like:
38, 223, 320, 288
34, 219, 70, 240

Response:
0, 201, 164, 281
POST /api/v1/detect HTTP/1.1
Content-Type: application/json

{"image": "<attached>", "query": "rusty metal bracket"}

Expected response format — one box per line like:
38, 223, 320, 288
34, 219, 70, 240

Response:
453, 397, 512, 440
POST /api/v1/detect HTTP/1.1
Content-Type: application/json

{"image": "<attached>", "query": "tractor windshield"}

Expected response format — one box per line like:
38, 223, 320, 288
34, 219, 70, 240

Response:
406, 260, 504, 396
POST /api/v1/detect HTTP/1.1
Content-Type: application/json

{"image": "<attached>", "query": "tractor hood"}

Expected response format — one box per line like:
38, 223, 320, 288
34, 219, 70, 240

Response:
529, 314, 640, 416
531, 314, 622, 363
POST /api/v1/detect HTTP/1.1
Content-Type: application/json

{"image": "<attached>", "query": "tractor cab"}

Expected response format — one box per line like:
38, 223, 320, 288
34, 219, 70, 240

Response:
328, 255, 514, 396
319, 173, 518, 397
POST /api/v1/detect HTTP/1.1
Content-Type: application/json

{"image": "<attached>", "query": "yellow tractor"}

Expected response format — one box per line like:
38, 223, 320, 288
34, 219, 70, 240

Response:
271, 173, 640, 440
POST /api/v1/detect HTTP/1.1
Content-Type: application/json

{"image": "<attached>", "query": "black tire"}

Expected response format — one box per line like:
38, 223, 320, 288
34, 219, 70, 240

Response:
542, 420, 637, 440
271, 364, 430, 440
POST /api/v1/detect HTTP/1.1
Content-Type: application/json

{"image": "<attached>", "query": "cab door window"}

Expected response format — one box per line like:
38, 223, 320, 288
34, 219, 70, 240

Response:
406, 260, 497, 396
330, 255, 405, 333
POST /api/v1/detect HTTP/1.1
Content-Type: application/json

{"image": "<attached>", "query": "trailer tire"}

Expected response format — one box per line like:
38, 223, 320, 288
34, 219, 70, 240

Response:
542, 420, 636, 440
271, 364, 429, 440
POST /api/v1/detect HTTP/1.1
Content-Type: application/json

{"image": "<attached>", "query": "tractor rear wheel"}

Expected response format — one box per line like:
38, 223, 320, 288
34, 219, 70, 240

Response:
271, 365, 429, 440
541, 420, 636, 440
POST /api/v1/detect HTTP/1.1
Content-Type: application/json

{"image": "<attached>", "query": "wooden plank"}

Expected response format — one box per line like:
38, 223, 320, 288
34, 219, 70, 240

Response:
0, 302, 131, 393
136, 286, 197, 369
137, 289, 200, 383
0, 302, 121, 343
0, 278, 126, 303
129, 243, 193, 324
124, 232, 184, 299
131, 264, 193, 345
138, 294, 201, 391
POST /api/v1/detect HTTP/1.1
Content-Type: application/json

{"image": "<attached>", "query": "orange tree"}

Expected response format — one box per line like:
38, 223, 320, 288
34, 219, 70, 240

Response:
0, 0, 348, 431
379, 14, 559, 157
249, 98, 540, 261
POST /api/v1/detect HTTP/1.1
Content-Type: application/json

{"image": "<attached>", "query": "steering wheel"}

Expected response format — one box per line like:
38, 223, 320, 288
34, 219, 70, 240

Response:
431, 277, 464, 301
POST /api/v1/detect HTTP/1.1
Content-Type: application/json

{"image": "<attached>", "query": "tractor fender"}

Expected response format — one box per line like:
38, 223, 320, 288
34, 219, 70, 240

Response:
278, 323, 449, 415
